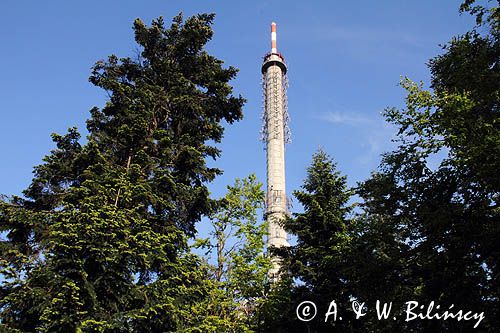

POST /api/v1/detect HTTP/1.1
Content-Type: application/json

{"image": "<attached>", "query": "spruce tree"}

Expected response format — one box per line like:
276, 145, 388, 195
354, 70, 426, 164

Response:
277, 150, 354, 332
0, 13, 244, 332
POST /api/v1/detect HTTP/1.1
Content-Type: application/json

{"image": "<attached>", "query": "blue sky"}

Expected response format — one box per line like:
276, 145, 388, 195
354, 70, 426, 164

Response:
1, 0, 475, 207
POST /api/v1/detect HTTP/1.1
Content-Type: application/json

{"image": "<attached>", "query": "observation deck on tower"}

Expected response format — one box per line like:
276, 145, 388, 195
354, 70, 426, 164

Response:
261, 52, 287, 75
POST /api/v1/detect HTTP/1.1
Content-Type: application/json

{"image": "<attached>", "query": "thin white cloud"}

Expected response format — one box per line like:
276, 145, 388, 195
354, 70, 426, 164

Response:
317, 111, 397, 166
319, 111, 371, 126
358, 122, 397, 166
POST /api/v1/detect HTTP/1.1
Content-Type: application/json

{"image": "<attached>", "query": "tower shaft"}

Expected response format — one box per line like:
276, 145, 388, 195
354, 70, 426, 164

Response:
264, 59, 288, 247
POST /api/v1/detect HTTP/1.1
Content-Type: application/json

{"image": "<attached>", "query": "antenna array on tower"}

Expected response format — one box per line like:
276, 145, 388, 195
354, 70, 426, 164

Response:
260, 70, 291, 147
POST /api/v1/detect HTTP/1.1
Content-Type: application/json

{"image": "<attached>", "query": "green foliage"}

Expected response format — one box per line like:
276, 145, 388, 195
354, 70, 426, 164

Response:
194, 174, 271, 332
255, 276, 294, 333
265, 150, 355, 332
353, 1, 500, 330
1, 13, 243, 332
286, 150, 352, 292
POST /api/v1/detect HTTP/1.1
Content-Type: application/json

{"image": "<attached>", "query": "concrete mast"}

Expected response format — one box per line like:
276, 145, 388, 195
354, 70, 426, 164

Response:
261, 22, 290, 278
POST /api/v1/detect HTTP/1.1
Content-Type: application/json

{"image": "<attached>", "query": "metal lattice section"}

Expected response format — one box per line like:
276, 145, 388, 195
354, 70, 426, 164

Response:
282, 73, 291, 144
260, 68, 291, 148
260, 73, 269, 143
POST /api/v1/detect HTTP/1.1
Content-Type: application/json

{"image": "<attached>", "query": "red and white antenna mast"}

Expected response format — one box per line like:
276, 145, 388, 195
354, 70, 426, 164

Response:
271, 22, 277, 53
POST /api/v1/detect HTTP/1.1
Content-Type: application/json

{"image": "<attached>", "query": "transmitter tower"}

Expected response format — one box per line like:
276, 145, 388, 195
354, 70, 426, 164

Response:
261, 22, 291, 278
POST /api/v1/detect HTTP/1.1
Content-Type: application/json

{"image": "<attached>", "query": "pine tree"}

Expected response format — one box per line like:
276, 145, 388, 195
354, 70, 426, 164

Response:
0, 13, 244, 332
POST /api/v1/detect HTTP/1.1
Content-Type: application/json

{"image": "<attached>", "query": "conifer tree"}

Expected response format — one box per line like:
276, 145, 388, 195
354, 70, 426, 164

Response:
0, 13, 244, 332
274, 150, 354, 332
